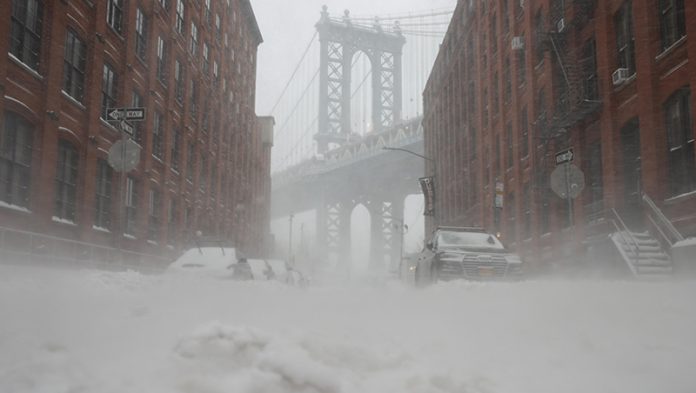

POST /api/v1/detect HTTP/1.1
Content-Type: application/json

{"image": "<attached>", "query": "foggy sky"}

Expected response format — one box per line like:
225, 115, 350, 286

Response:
252, 0, 457, 115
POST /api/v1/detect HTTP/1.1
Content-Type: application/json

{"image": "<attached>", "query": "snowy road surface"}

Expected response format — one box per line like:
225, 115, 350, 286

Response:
0, 264, 695, 393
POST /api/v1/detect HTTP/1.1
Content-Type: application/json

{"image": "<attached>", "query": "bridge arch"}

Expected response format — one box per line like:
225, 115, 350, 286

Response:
315, 6, 406, 153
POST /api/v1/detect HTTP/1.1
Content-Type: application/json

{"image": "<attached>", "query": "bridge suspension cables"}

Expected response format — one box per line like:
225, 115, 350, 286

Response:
270, 8, 453, 174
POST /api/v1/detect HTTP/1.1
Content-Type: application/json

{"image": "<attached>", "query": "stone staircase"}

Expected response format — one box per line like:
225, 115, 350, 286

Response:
611, 231, 673, 276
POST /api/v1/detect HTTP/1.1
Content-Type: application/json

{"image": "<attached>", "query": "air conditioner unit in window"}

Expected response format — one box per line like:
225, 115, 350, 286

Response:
612, 68, 629, 85
556, 18, 565, 33
511, 36, 525, 50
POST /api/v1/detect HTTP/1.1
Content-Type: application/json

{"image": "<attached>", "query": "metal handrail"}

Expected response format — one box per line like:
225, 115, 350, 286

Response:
642, 193, 684, 244
609, 208, 641, 265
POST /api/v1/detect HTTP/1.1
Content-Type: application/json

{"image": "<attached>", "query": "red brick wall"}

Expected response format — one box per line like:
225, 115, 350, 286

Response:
424, 0, 696, 271
0, 0, 268, 261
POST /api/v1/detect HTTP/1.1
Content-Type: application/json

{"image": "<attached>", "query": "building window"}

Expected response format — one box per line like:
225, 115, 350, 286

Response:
135, 8, 148, 61
523, 183, 531, 238
582, 39, 599, 100
125, 177, 137, 236
168, 198, 178, 243
507, 192, 516, 243
152, 111, 164, 159
10, 0, 43, 71
94, 159, 113, 229
131, 91, 143, 145
199, 154, 207, 192
54, 140, 79, 222
186, 142, 194, 182
215, 14, 221, 39
171, 126, 181, 171
0, 112, 33, 208
63, 29, 86, 102
190, 79, 198, 120
175, 0, 185, 35
213, 60, 219, 80
174, 59, 184, 103
202, 97, 210, 132
664, 87, 695, 196
516, 36, 526, 85
534, 10, 545, 66
101, 63, 118, 119
156, 36, 167, 84
106, 0, 124, 34
659, 0, 686, 50
158, 0, 169, 10
520, 106, 529, 158
615, 0, 636, 75
585, 140, 604, 219
502, 0, 510, 33
190, 22, 198, 55
204, 0, 212, 25
148, 188, 161, 241
203, 43, 209, 74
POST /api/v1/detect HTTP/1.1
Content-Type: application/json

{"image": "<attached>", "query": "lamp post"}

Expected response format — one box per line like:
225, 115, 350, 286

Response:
381, 146, 434, 162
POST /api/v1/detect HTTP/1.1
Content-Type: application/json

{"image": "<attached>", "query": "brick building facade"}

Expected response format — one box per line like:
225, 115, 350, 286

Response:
424, 0, 695, 271
0, 0, 270, 261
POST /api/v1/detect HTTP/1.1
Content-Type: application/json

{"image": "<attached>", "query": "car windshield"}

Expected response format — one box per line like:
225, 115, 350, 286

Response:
437, 231, 506, 251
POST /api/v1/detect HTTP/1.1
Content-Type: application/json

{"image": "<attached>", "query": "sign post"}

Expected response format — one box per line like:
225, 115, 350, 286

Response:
550, 148, 584, 227
107, 107, 147, 252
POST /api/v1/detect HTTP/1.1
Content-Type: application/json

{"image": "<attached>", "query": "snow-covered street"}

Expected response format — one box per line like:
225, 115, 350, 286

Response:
0, 264, 695, 393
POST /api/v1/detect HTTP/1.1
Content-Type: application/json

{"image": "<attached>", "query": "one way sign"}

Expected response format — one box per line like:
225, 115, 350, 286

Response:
107, 107, 146, 121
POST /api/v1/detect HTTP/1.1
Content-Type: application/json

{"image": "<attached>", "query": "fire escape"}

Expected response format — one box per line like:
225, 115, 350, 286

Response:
541, 0, 601, 139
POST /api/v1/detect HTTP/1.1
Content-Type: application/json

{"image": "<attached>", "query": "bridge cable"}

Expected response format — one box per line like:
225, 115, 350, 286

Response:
269, 31, 318, 115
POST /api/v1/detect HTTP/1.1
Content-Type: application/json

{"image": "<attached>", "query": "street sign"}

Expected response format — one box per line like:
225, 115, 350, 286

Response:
118, 120, 134, 136
555, 148, 575, 166
107, 107, 146, 121
108, 139, 141, 172
550, 163, 585, 200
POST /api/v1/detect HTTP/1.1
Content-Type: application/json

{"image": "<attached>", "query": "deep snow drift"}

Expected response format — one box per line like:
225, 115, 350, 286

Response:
0, 264, 694, 393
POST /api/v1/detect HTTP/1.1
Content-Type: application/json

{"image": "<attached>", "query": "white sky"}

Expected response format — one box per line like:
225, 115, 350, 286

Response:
252, 0, 457, 115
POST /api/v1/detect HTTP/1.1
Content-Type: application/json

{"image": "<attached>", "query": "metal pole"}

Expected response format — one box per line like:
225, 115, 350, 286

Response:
564, 163, 574, 227
119, 119, 128, 260
288, 214, 294, 265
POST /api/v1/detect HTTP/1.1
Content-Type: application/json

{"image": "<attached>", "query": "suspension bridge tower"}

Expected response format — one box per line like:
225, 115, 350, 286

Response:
315, 6, 406, 153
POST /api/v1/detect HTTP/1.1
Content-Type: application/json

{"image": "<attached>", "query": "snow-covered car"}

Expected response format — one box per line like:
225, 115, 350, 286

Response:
166, 247, 239, 279
414, 227, 523, 285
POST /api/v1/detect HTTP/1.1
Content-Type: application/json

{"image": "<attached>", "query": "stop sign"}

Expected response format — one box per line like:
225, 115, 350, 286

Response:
108, 139, 141, 172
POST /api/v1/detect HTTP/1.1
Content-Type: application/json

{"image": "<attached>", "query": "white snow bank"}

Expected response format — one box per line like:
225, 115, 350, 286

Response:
0, 265, 694, 393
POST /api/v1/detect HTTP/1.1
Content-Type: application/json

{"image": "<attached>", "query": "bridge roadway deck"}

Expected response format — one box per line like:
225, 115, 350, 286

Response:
271, 139, 424, 217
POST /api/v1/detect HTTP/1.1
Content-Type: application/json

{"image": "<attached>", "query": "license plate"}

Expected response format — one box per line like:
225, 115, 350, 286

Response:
478, 266, 495, 276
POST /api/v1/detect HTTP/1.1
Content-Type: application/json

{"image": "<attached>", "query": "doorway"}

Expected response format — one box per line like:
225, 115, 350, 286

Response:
620, 118, 642, 228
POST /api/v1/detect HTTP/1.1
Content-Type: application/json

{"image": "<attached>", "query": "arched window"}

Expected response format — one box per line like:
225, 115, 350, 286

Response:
664, 87, 695, 196
0, 111, 34, 208
54, 139, 79, 222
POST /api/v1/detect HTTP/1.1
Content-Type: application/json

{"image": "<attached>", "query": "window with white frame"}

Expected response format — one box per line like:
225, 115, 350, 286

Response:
10, 0, 43, 71
54, 139, 79, 222
0, 111, 34, 208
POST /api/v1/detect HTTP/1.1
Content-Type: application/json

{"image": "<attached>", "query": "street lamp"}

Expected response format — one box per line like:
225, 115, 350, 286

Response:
381, 146, 434, 162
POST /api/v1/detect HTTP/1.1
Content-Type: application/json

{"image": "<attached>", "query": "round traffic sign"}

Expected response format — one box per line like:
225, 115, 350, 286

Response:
108, 139, 141, 172
550, 163, 585, 200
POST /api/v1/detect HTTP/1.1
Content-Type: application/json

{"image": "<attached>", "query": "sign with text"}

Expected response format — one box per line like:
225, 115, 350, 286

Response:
107, 107, 146, 121
419, 176, 435, 216
555, 148, 575, 166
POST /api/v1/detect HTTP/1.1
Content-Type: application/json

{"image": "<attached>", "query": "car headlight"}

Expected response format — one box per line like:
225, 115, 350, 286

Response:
505, 255, 523, 264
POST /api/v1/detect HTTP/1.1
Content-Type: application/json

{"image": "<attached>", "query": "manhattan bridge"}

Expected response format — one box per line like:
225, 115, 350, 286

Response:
270, 6, 453, 274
